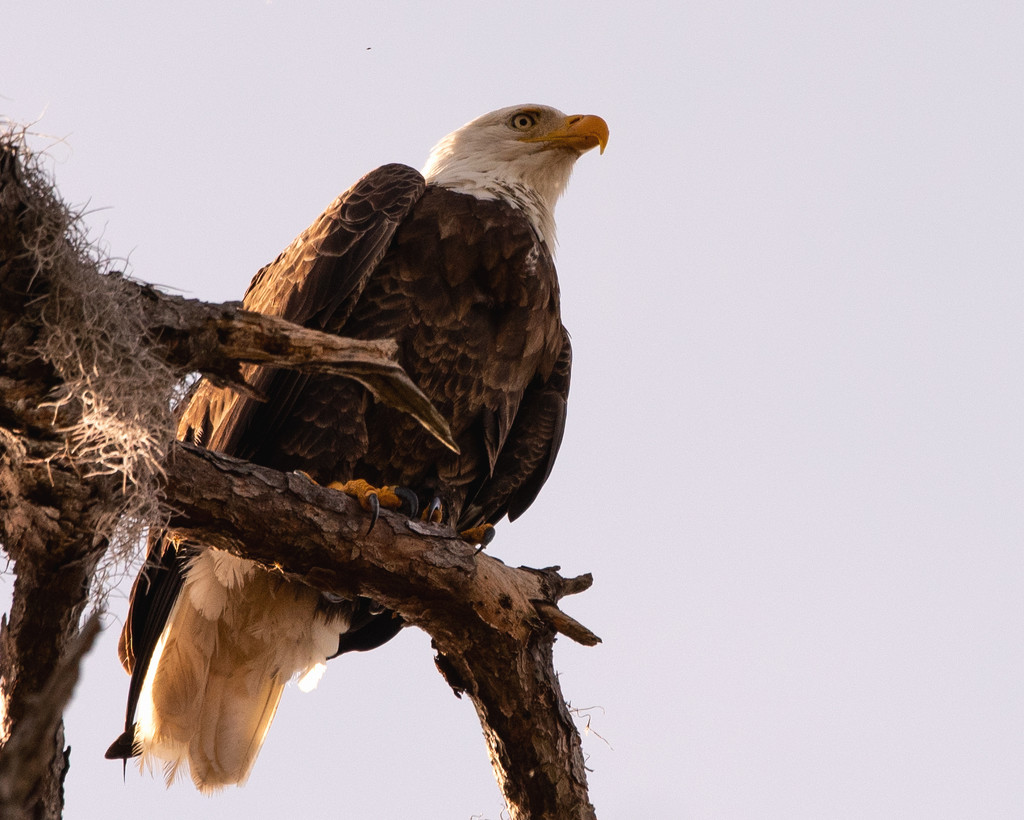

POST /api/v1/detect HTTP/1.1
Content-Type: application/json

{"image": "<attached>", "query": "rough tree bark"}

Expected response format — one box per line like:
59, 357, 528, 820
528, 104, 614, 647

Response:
0, 133, 123, 820
0, 129, 600, 819
161, 441, 598, 818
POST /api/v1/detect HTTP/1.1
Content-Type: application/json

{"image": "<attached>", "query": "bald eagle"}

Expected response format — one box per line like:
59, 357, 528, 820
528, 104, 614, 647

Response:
106, 105, 608, 791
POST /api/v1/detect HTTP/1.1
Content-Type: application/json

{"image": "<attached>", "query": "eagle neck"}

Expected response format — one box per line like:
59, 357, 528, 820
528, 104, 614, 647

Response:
425, 173, 557, 249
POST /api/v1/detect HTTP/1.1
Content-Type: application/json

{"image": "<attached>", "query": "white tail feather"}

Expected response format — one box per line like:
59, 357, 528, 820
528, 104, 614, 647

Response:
135, 549, 349, 791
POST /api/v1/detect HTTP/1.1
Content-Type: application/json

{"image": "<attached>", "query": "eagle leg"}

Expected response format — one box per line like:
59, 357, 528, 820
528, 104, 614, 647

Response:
461, 523, 496, 552
328, 479, 410, 533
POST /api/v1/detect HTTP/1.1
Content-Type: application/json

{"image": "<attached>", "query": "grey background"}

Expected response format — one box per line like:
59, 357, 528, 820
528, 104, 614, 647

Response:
3, 1, 1023, 817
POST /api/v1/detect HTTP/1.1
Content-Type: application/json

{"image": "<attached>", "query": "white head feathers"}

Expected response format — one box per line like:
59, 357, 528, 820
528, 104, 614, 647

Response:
422, 104, 608, 247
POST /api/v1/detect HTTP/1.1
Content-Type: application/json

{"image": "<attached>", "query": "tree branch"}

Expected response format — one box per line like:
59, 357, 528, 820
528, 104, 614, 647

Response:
136, 288, 456, 451
161, 441, 599, 820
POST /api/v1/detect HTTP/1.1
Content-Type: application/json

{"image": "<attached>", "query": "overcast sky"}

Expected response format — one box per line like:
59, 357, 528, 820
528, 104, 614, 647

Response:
4, 1, 1024, 818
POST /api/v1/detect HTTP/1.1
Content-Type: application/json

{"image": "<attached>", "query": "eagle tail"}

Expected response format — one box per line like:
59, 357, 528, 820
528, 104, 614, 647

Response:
133, 549, 348, 791
186, 653, 286, 793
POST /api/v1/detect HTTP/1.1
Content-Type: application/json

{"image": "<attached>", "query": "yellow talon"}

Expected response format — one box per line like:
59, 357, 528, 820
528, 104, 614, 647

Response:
329, 479, 403, 512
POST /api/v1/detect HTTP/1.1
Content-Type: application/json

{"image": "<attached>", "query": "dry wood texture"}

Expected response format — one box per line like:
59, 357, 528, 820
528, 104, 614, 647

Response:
162, 441, 599, 819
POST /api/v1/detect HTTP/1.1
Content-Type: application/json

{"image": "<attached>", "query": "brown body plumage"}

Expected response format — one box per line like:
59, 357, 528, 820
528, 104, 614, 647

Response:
190, 176, 567, 524
107, 105, 607, 791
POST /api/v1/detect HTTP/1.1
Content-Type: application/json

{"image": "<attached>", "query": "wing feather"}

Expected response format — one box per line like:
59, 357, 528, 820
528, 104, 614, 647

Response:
185, 164, 425, 461
460, 327, 571, 529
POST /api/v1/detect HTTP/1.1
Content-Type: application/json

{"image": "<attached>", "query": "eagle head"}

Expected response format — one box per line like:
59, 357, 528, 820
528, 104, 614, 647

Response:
421, 104, 608, 247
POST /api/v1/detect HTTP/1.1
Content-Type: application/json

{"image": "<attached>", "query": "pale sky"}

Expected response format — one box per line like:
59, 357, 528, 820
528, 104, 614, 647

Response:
4, 2, 1024, 818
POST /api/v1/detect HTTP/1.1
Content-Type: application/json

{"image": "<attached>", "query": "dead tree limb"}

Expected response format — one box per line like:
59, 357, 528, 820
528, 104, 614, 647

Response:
134, 289, 456, 451
1, 131, 125, 820
161, 441, 599, 820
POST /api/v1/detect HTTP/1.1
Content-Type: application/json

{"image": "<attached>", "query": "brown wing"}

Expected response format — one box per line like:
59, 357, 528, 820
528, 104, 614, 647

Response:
109, 165, 426, 756
181, 163, 426, 459
459, 326, 571, 529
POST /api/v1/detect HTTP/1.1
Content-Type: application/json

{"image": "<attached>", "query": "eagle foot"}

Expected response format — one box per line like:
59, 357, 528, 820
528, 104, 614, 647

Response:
422, 496, 443, 524
460, 523, 496, 552
328, 479, 410, 532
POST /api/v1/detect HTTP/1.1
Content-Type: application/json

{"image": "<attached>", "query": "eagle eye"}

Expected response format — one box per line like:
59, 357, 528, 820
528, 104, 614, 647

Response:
510, 111, 539, 131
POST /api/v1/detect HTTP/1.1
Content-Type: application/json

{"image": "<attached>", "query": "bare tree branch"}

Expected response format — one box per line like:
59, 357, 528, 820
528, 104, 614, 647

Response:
161, 441, 600, 820
136, 289, 457, 451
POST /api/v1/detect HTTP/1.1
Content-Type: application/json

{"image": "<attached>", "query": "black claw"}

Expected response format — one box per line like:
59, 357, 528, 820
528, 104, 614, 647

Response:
366, 492, 380, 533
395, 487, 419, 519
425, 496, 442, 523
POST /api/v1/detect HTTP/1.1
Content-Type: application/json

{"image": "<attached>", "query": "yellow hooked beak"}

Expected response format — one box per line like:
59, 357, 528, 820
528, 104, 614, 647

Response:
521, 114, 609, 155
